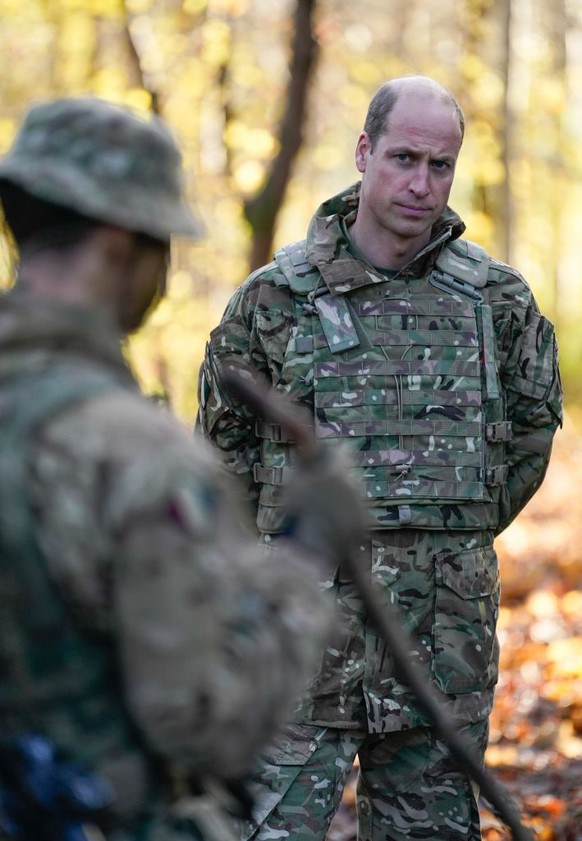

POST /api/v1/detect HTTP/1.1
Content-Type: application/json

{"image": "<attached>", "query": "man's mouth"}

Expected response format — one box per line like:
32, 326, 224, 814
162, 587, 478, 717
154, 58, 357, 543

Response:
397, 203, 431, 218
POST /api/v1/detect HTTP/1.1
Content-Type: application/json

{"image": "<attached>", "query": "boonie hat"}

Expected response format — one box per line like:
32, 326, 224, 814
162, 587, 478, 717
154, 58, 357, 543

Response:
0, 97, 204, 242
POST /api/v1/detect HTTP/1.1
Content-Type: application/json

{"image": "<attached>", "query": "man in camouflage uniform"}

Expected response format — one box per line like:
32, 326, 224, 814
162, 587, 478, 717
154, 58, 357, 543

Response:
0, 97, 367, 840
197, 76, 563, 840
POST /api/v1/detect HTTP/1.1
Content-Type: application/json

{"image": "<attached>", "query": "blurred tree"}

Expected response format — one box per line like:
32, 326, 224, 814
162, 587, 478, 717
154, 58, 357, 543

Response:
539, 0, 567, 317
458, 0, 512, 261
244, 0, 319, 270
0, 0, 581, 421
121, 0, 162, 112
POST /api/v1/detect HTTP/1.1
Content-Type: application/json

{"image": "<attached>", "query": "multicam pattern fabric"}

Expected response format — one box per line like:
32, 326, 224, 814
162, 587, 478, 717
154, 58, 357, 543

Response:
0, 292, 334, 840
239, 721, 487, 841
198, 182, 562, 840
198, 180, 562, 728
198, 182, 562, 539
270, 279, 510, 533
291, 530, 499, 731
0, 97, 203, 241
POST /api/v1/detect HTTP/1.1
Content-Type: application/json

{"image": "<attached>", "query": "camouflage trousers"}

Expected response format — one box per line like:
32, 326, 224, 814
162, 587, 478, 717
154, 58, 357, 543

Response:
240, 720, 488, 841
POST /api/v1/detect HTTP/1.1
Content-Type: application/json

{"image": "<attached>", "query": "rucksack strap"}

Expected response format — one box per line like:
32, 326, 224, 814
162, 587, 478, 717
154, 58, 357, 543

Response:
0, 369, 121, 562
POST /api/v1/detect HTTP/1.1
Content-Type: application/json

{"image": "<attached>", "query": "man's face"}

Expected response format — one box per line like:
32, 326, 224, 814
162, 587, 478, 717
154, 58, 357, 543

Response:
355, 92, 463, 253
121, 237, 170, 333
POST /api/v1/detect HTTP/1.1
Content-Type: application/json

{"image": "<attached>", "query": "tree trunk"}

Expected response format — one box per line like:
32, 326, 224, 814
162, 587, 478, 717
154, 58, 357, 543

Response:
244, 0, 319, 272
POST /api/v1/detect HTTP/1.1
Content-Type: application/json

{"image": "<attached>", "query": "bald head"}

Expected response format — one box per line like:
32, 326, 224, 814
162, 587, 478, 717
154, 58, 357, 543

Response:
363, 76, 464, 152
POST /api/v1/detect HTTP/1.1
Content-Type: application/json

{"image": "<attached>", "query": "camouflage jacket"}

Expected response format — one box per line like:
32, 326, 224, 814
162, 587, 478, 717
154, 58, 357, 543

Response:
199, 182, 562, 537
0, 291, 334, 839
198, 184, 562, 731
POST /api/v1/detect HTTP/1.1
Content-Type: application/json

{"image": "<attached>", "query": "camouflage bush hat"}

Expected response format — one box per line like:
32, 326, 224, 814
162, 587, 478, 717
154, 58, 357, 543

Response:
0, 97, 204, 242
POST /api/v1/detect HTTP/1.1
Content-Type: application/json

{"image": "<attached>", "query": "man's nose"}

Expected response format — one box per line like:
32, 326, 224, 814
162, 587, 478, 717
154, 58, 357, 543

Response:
409, 164, 430, 196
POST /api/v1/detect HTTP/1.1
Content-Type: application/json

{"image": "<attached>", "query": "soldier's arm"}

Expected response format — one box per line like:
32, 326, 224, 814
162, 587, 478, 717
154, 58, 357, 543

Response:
112, 432, 335, 781
35, 393, 335, 783
197, 269, 291, 509
492, 265, 563, 533
197, 281, 263, 507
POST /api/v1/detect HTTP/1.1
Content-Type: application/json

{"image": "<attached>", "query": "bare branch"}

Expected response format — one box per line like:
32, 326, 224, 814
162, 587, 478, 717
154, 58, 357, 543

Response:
120, 0, 161, 114
244, 0, 319, 271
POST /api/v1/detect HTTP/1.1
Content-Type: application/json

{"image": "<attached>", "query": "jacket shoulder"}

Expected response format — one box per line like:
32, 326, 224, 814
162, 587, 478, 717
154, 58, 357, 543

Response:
274, 240, 320, 295
486, 255, 538, 311
224, 241, 320, 319
439, 238, 535, 305
435, 238, 490, 288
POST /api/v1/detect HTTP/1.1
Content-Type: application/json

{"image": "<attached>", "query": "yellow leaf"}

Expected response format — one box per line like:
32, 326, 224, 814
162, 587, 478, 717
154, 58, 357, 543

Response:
233, 160, 264, 193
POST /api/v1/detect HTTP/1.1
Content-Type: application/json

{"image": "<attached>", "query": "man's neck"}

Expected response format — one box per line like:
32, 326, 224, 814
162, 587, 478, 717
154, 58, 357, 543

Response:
348, 217, 429, 271
16, 244, 119, 329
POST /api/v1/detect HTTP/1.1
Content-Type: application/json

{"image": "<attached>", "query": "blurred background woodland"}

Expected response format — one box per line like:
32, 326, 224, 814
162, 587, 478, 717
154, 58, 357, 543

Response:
0, 0, 580, 426
1, 3, 582, 836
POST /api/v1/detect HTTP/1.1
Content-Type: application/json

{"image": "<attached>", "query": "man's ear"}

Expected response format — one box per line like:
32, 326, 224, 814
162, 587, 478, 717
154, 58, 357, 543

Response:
355, 131, 372, 174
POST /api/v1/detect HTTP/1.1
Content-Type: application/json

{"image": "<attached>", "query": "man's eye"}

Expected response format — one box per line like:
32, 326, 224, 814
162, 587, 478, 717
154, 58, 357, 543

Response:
433, 160, 448, 170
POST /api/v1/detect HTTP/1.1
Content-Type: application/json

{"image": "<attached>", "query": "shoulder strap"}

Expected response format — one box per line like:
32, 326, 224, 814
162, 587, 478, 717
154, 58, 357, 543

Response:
434, 238, 490, 289
274, 241, 362, 354
432, 239, 499, 400
277, 237, 491, 296
0, 370, 121, 556
274, 240, 320, 295
0, 369, 123, 638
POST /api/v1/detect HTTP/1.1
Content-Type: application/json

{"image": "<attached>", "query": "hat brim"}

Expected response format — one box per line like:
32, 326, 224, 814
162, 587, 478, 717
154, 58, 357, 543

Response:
0, 157, 205, 242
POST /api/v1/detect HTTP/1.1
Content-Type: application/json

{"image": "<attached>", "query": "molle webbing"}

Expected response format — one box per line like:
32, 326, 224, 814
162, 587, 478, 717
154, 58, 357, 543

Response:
257, 238, 509, 531
310, 292, 504, 504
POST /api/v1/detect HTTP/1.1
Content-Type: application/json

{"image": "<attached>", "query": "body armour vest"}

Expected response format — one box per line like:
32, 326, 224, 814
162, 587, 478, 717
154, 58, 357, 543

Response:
0, 367, 154, 826
254, 239, 511, 534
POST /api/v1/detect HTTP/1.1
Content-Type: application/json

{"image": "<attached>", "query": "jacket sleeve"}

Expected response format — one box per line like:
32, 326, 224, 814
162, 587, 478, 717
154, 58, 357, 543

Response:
493, 266, 563, 533
197, 270, 291, 509
197, 281, 264, 508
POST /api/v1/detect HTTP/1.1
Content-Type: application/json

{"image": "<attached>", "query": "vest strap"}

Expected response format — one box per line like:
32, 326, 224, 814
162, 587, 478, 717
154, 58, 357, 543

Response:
253, 464, 290, 485
274, 241, 319, 295
294, 336, 314, 354
481, 465, 509, 486
485, 421, 513, 442
478, 304, 500, 400
0, 371, 120, 556
435, 239, 490, 288
429, 269, 484, 302
255, 418, 295, 443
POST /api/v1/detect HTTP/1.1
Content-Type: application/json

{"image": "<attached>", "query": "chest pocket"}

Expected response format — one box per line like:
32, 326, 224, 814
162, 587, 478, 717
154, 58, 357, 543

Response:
432, 544, 500, 694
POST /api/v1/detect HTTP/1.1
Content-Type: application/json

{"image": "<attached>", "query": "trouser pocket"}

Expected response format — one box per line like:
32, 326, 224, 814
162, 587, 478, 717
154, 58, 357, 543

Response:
433, 544, 500, 694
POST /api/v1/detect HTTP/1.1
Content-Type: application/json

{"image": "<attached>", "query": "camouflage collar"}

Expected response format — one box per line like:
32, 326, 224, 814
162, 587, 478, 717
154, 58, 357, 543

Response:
0, 293, 135, 384
305, 182, 466, 294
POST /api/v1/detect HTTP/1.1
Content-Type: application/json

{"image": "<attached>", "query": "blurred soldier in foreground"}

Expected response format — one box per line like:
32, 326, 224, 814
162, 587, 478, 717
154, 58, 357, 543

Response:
0, 97, 366, 840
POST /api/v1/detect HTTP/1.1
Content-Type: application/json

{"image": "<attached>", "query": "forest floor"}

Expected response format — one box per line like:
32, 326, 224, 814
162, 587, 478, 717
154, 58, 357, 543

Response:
326, 416, 582, 841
